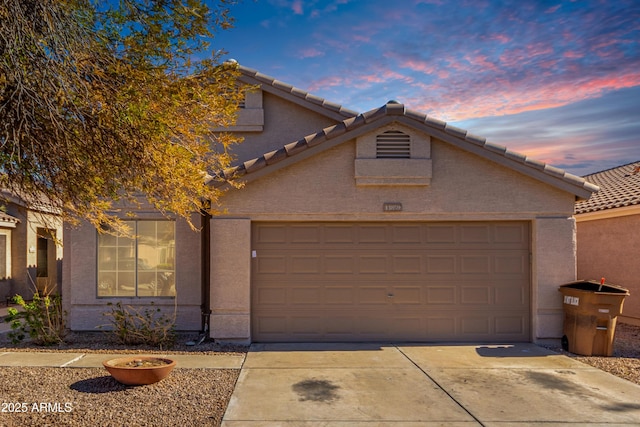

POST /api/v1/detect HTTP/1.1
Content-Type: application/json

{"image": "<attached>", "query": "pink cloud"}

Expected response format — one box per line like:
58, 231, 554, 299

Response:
463, 53, 499, 72
411, 70, 640, 121
545, 4, 561, 13
563, 51, 584, 59
292, 0, 303, 15
298, 47, 324, 58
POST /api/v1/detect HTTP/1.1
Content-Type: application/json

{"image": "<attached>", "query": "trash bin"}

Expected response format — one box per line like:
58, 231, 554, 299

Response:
559, 280, 630, 356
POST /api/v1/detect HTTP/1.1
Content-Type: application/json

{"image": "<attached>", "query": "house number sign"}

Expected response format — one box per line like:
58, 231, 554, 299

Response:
383, 202, 403, 212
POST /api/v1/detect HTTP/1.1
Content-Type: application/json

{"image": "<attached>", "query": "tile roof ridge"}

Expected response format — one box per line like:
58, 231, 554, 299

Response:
399, 105, 598, 195
215, 101, 598, 197
236, 63, 359, 118
582, 160, 640, 178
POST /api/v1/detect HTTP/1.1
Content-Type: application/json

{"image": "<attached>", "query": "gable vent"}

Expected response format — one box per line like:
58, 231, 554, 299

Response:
376, 130, 411, 158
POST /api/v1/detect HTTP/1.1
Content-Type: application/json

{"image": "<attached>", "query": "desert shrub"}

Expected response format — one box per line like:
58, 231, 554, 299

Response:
102, 301, 176, 349
4, 292, 67, 346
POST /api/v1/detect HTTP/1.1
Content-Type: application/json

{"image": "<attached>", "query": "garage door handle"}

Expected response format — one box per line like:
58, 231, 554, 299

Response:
387, 293, 394, 298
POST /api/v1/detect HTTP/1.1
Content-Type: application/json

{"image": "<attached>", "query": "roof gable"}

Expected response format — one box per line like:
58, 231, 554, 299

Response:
575, 161, 640, 214
219, 101, 599, 200
237, 65, 358, 122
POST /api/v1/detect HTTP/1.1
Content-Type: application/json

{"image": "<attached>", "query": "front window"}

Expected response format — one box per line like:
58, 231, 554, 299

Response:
97, 220, 175, 297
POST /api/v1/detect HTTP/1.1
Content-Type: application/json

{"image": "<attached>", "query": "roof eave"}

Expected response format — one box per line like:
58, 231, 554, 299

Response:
237, 66, 358, 122
216, 103, 598, 200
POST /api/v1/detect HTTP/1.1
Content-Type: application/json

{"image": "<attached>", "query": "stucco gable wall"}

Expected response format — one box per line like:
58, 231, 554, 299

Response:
220, 138, 575, 218
229, 92, 344, 164
577, 214, 640, 326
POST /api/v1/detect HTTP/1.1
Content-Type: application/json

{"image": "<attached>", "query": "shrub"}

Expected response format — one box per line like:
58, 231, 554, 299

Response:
102, 301, 176, 349
4, 292, 67, 346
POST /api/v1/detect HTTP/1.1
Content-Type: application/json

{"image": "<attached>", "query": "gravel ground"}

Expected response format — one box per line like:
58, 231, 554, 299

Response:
0, 324, 638, 426
544, 322, 640, 386
0, 332, 245, 427
0, 367, 238, 427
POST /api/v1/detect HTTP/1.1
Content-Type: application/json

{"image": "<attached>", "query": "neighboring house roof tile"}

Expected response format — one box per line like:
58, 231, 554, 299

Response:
217, 101, 599, 200
237, 65, 359, 121
575, 161, 640, 214
0, 211, 20, 227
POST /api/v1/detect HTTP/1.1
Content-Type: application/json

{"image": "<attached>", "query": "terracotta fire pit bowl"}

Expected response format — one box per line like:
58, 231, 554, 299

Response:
103, 356, 176, 386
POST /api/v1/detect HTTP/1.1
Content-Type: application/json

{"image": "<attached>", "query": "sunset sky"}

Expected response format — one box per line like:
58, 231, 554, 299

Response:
213, 0, 640, 176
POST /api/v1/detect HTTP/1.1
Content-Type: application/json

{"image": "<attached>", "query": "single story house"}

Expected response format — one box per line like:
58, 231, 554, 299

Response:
575, 161, 640, 326
62, 65, 598, 343
0, 192, 63, 303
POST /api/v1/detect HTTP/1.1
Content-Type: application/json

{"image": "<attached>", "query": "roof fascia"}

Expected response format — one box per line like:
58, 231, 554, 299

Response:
575, 205, 640, 222
229, 116, 398, 185
221, 107, 595, 199
394, 117, 596, 199
237, 74, 357, 122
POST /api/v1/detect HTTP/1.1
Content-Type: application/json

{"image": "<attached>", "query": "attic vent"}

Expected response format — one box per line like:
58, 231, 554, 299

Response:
376, 130, 411, 158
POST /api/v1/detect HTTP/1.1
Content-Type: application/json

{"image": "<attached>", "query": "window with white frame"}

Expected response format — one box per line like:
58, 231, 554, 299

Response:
97, 220, 175, 297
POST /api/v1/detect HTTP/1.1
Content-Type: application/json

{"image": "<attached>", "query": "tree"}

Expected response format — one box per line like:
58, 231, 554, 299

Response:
0, 0, 244, 231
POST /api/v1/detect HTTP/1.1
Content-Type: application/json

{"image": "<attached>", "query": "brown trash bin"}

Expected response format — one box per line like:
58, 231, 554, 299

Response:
559, 280, 630, 356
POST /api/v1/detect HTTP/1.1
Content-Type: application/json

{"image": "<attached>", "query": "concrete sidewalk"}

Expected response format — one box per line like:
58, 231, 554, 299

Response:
0, 350, 245, 369
223, 343, 640, 426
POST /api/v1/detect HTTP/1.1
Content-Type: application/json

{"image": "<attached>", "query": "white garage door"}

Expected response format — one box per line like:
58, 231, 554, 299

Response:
252, 222, 530, 342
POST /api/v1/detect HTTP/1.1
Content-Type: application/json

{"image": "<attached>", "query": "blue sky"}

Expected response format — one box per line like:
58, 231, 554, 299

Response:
212, 0, 640, 176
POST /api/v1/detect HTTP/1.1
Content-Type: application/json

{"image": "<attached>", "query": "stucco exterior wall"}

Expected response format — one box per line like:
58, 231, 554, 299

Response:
5, 205, 63, 298
63, 214, 203, 331
230, 92, 342, 163
577, 214, 640, 325
210, 134, 577, 343
209, 218, 252, 340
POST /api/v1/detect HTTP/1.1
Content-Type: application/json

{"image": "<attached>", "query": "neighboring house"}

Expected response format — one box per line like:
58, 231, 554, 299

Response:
62, 65, 598, 344
575, 161, 640, 326
0, 193, 63, 303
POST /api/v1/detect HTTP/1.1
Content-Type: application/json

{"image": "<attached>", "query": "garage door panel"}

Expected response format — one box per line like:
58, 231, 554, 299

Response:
325, 255, 355, 273
461, 286, 491, 304
358, 225, 388, 243
252, 222, 530, 342
392, 255, 422, 273
426, 255, 457, 273
426, 286, 457, 304
460, 255, 491, 274
391, 225, 423, 243
495, 256, 527, 274
392, 286, 422, 304
291, 255, 321, 273
256, 256, 287, 274
325, 287, 355, 304
290, 225, 321, 243
461, 317, 491, 335
460, 225, 491, 243
425, 225, 457, 243
359, 255, 389, 273
495, 316, 526, 335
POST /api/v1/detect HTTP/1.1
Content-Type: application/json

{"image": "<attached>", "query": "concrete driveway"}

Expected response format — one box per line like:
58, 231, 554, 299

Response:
222, 343, 640, 426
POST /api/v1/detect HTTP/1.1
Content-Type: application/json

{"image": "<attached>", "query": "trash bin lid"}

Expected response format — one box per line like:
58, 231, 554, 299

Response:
560, 280, 630, 295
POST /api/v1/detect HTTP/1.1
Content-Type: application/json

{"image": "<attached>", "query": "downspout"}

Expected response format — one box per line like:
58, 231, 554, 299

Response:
200, 206, 212, 334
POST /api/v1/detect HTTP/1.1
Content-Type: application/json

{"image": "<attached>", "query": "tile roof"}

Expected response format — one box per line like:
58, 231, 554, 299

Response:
216, 101, 599, 200
0, 211, 20, 226
575, 161, 640, 214
237, 64, 359, 121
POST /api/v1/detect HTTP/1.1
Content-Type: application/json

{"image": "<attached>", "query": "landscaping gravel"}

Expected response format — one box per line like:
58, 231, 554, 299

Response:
0, 367, 238, 427
0, 324, 638, 426
0, 332, 245, 427
544, 322, 640, 386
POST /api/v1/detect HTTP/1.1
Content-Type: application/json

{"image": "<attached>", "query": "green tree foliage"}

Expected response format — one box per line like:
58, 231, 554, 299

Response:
0, 0, 243, 230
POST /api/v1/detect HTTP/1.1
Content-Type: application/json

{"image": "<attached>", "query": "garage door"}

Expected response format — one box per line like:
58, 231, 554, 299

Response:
252, 222, 530, 342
